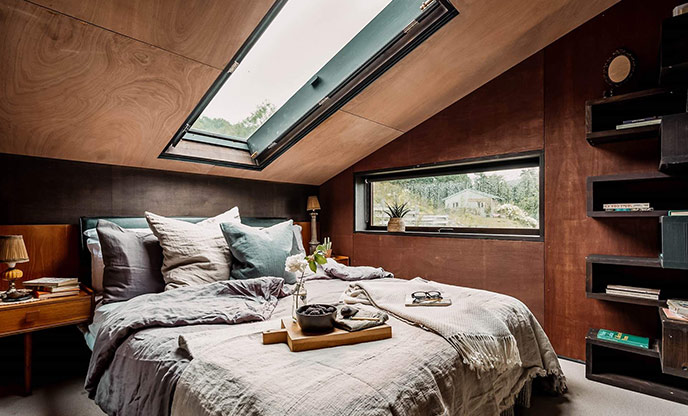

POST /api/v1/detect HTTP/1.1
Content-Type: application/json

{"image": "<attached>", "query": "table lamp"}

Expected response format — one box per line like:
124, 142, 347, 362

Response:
307, 196, 321, 254
0, 235, 32, 301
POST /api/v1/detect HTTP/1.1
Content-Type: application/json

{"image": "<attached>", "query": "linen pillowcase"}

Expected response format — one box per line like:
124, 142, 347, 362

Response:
96, 220, 165, 304
221, 220, 298, 284
145, 208, 241, 290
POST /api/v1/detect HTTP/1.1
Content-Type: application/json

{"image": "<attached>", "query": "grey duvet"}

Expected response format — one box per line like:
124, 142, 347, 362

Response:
88, 278, 564, 416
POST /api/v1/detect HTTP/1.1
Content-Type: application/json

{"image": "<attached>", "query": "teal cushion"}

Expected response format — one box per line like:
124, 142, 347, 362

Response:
221, 220, 298, 283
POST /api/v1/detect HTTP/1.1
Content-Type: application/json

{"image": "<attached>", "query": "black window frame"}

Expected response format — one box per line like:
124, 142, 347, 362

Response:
160, 0, 459, 170
354, 151, 544, 241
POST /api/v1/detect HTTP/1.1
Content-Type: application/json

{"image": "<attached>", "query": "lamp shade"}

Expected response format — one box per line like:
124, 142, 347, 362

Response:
0, 235, 29, 263
307, 196, 321, 211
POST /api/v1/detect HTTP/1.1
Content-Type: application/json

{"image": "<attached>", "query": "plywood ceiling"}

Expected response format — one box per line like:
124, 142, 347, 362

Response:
0, 0, 618, 185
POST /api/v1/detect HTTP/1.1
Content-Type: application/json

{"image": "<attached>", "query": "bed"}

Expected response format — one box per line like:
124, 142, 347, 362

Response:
79, 215, 565, 416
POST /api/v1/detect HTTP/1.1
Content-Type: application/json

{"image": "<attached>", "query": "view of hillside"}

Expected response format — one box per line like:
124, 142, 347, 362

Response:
372, 167, 539, 229
192, 101, 276, 140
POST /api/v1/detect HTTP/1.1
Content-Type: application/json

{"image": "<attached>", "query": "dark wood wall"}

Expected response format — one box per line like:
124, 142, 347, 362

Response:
320, 53, 546, 323
320, 0, 679, 359
1, 153, 317, 225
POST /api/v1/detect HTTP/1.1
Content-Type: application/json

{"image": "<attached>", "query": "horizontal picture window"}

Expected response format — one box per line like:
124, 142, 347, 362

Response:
354, 152, 543, 239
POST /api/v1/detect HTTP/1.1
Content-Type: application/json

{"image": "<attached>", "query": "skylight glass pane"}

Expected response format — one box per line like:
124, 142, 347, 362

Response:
192, 0, 392, 141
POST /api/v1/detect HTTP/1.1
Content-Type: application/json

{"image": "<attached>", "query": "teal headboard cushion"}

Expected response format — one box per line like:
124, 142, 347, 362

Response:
79, 216, 287, 287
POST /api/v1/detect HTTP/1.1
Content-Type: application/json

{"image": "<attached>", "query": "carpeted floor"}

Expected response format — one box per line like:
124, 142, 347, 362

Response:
0, 358, 685, 415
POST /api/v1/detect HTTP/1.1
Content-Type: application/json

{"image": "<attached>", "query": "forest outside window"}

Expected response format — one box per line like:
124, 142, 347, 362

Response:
161, 0, 458, 169
355, 153, 543, 239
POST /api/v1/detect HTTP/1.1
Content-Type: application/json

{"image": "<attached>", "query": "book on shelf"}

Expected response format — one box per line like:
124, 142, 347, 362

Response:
606, 285, 660, 295
663, 308, 688, 323
669, 210, 688, 216
667, 299, 688, 317
22, 277, 78, 288
621, 116, 661, 125
596, 329, 650, 349
602, 203, 653, 212
604, 289, 659, 300
615, 118, 662, 130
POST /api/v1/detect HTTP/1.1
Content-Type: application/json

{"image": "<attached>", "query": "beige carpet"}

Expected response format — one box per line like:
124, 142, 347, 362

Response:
0, 358, 685, 415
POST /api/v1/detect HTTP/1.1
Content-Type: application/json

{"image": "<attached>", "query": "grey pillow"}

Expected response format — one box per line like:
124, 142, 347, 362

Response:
96, 220, 165, 304
221, 220, 299, 283
145, 208, 241, 290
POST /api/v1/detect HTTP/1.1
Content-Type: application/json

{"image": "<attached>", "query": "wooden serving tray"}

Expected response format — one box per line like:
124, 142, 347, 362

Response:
262, 317, 392, 352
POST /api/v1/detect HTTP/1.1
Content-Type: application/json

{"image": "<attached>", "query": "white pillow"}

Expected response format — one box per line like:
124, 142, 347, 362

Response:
145, 208, 241, 290
83, 227, 153, 293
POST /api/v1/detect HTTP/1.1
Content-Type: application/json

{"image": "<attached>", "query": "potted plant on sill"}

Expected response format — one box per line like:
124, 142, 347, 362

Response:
384, 201, 410, 232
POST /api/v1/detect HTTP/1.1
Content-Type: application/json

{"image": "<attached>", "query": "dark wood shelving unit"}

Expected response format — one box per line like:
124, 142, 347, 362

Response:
585, 88, 687, 145
586, 328, 688, 405
585, 254, 688, 307
587, 172, 688, 217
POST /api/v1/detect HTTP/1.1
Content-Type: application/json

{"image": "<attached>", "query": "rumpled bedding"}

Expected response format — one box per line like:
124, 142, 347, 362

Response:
171, 280, 564, 416
85, 277, 286, 415
88, 276, 564, 416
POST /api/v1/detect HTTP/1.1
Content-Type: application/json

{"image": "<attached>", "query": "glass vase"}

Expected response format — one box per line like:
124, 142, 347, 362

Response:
291, 282, 308, 322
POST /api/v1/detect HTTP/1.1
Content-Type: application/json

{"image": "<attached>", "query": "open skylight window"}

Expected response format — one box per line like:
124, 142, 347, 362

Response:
192, 0, 392, 143
163, 0, 458, 169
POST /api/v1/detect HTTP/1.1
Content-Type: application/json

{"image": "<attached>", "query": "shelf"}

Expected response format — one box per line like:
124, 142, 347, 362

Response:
586, 254, 688, 307
586, 329, 688, 405
586, 292, 666, 307
587, 210, 667, 218
587, 172, 688, 217
586, 124, 660, 146
586, 328, 659, 358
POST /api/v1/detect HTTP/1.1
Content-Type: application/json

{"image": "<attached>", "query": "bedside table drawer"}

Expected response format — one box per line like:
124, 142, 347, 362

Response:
0, 297, 91, 336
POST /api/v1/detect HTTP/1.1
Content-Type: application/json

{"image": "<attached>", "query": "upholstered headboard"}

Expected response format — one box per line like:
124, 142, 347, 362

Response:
78, 216, 288, 287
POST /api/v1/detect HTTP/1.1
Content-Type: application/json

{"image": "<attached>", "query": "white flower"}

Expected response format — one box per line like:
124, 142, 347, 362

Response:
285, 254, 308, 274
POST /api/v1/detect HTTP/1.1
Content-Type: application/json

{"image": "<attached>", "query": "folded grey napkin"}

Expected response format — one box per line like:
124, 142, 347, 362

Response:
334, 304, 389, 332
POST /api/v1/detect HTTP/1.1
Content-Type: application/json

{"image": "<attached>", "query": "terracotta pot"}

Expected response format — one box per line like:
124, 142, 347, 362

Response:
387, 217, 406, 232
325, 249, 332, 258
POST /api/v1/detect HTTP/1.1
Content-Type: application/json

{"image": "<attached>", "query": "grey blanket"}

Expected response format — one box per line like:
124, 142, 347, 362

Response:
85, 277, 286, 399
347, 278, 528, 374
171, 280, 565, 416
321, 259, 393, 280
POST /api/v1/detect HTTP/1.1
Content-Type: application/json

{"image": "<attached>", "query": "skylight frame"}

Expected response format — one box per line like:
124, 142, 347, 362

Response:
161, 0, 459, 170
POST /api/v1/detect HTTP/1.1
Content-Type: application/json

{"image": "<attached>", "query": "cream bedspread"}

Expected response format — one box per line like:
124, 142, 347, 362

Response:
171, 279, 564, 416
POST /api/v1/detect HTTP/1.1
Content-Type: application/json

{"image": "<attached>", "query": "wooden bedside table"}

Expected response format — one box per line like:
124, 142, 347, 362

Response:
0, 287, 94, 394
332, 255, 350, 266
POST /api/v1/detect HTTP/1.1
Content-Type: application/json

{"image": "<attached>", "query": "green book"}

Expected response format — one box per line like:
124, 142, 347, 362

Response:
596, 329, 649, 349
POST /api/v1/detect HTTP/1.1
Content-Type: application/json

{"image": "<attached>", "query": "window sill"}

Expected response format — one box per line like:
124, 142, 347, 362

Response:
354, 229, 543, 242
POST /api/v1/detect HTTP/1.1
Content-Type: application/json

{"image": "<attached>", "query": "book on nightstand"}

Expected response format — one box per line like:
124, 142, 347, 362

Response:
596, 329, 650, 349
23, 277, 78, 288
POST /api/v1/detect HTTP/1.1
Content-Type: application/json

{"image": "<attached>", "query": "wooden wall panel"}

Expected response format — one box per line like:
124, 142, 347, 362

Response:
0, 153, 317, 225
0, 0, 219, 168
543, 0, 676, 359
0, 225, 80, 291
30, 0, 274, 69
320, 54, 546, 323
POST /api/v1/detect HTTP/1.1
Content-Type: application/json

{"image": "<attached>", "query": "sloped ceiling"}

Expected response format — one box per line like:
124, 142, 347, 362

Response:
0, 0, 618, 185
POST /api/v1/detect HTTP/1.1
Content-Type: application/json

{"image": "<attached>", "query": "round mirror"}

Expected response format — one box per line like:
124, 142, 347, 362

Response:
603, 49, 636, 87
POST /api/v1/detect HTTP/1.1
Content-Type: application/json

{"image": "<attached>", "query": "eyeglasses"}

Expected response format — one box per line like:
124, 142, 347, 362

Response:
411, 291, 443, 302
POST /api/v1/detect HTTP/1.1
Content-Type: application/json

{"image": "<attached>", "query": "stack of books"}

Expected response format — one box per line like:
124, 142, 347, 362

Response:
23, 277, 80, 299
667, 299, 688, 319
615, 116, 662, 130
602, 203, 653, 212
605, 284, 660, 301
669, 210, 688, 216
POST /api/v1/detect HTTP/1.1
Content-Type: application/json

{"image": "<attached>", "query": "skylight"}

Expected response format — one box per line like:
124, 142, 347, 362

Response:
192, 0, 392, 142
164, 0, 458, 169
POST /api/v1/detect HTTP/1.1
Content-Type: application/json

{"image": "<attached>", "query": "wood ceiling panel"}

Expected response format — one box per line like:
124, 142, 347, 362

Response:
29, 0, 274, 69
0, 0, 218, 173
206, 111, 403, 185
341, 0, 619, 132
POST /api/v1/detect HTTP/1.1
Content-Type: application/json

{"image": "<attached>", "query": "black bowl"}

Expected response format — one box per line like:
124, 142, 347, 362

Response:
296, 304, 336, 334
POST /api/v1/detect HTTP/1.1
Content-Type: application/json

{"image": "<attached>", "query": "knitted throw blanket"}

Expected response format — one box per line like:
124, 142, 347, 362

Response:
348, 278, 525, 374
